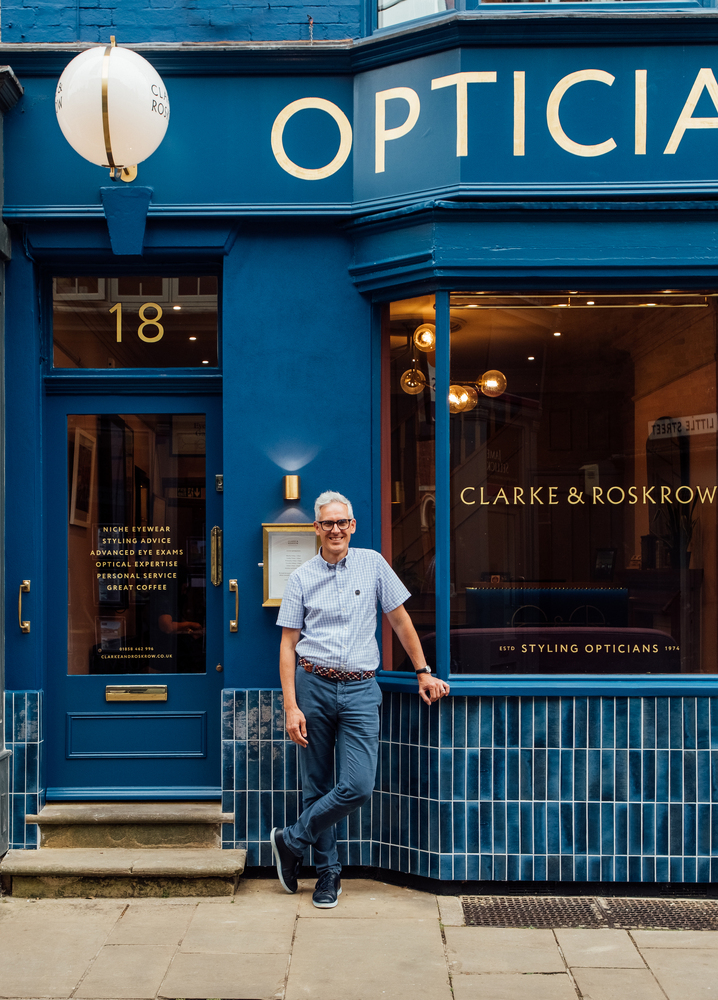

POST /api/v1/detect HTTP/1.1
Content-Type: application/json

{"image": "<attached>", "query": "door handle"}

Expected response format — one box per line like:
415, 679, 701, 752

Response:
18, 580, 30, 633
229, 579, 238, 632
211, 526, 223, 586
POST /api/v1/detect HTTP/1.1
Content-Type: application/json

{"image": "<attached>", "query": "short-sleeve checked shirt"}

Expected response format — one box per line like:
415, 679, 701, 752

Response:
275, 547, 411, 672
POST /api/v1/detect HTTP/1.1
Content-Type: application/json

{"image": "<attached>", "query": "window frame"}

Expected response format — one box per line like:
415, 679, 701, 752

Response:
44, 265, 223, 383
371, 0, 711, 36
380, 287, 718, 696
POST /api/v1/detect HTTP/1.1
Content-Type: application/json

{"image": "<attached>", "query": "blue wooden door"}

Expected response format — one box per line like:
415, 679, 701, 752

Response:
44, 394, 224, 799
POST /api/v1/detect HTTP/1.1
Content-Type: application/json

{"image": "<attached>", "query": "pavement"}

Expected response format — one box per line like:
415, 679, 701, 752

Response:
0, 878, 716, 1000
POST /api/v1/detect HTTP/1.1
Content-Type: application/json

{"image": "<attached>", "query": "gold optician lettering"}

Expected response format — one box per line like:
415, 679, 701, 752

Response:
460, 485, 718, 506
520, 643, 664, 653
270, 67, 718, 177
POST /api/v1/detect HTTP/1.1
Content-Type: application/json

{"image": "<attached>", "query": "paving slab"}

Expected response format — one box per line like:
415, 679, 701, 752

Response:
286, 917, 451, 1000
159, 951, 289, 1000
181, 901, 297, 953
556, 928, 644, 968
452, 972, 579, 1000
438, 895, 464, 926
0, 899, 124, 998
74, 944, 176, 999
632, 929, 718, 949
641, 948, 718, 1000
106, 903, 196, 944
572, 967, 668, 1000
444, 927, 565, 974
296, 877, 438, 918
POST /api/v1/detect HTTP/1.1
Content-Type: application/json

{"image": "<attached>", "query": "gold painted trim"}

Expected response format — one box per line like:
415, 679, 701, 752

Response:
101, 44, 116, 170
105, 685, 167, 702
211, 525, 223, 587
262, 523, 319, 608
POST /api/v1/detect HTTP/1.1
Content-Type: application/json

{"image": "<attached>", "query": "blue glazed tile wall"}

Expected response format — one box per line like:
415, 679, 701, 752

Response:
222, 689, 718, 881
4, 691, 43, 850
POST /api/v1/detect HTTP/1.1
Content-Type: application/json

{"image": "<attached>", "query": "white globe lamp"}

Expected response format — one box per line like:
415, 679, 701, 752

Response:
55, 38, 169, 181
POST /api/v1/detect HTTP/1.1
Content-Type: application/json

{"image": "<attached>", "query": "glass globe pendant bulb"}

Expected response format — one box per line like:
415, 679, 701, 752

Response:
462, 385, 479, 411
400, 368, 427, 395
55, 43, 170, 174
448, 384, 470, 414
480, 370, 507, 398
413, 323, 436, 353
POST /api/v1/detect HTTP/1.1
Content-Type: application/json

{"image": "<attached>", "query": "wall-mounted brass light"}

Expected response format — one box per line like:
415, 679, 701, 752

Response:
283, 475, 300, 501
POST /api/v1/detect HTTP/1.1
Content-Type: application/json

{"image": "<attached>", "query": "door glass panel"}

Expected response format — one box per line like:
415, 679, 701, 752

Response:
53, 276, 218, 368
68, 413, 207, 675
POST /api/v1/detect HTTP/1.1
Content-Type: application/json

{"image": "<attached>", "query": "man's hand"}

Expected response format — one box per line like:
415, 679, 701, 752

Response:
285, 706, 309, 747
418, 673, 450, 705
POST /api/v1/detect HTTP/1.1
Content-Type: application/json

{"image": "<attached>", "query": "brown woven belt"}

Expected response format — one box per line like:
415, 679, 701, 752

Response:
299, 658, 375, 682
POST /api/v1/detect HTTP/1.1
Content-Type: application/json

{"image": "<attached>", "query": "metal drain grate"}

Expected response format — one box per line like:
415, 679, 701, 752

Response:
462, 895, 606, 928
461, 895, 718, 930
601, 897, 718, 930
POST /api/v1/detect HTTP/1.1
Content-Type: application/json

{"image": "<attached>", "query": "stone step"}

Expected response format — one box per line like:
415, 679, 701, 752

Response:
0, 847, 246, 898
25, 801, 235, 849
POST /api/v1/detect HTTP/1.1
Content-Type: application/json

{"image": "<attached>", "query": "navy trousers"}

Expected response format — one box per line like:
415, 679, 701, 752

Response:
282, 666, 381, 873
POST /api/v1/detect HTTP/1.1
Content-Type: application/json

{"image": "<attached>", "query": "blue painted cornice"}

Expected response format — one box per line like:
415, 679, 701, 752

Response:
5, 10, 718, 77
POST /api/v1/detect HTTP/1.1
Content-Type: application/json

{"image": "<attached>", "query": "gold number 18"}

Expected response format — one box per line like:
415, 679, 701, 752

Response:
108, 301, 165, 344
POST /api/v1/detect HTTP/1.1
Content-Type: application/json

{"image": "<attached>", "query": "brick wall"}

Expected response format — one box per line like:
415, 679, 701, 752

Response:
1, 0, 362, 44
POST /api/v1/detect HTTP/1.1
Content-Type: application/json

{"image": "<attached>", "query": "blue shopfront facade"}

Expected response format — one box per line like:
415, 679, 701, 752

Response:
3, 13, 718, 884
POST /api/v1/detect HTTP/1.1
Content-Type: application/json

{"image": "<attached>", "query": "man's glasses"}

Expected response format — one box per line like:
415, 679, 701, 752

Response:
317, 519, 352, 531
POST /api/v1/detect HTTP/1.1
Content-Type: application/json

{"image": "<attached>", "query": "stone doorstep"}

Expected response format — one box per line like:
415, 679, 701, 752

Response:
37, 823, 224, 849
1, 848, 247, 876
25, 801, 235, 825
25, 801, 236, 849
0, 848, 247, 898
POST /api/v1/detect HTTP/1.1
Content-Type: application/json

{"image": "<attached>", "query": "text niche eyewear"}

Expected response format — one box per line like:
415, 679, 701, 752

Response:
317, 519, 352, 531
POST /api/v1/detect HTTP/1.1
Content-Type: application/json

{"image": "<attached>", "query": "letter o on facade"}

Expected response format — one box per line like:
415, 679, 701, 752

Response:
675, 485, 695, 504
271, 98, 352, 180
607, 486, 625, 505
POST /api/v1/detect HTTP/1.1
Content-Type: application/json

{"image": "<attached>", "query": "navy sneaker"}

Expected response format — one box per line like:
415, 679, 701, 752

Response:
312, 871, 342, 908
270, 827, 301, 894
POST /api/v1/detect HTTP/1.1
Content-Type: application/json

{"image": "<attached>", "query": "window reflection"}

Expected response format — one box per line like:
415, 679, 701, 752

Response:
447, 293, 716, 674
387, 296, 437, 668
68, 413, 207, 675
53, 276, 218, 369
387, 292, 718, 675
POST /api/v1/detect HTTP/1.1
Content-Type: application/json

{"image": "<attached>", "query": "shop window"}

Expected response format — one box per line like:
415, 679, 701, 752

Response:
378, 0, 452, 30
386, 295, 437, 668
67, 413, 207, 675
52, 275, 218, 369
377, 0, 708, 30
387, 291, 718, 675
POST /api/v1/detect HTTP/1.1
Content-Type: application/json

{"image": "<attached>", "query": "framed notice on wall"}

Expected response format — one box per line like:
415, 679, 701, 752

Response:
262, 523, 319, 607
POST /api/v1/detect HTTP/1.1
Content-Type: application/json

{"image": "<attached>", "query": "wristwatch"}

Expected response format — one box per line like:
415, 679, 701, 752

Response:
415, 666, 432, 675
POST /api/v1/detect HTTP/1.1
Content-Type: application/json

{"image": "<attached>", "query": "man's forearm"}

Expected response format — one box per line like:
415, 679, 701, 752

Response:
279, 633, 300, 709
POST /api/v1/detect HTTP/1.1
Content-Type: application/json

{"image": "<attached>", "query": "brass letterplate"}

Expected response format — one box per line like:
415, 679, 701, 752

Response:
105, 685, 168, 702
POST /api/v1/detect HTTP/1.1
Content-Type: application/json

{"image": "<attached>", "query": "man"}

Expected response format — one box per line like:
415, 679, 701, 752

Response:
270, 490, 449, 908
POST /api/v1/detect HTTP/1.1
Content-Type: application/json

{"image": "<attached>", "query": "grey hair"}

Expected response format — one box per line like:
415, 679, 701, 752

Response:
314, 491, 354, 520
